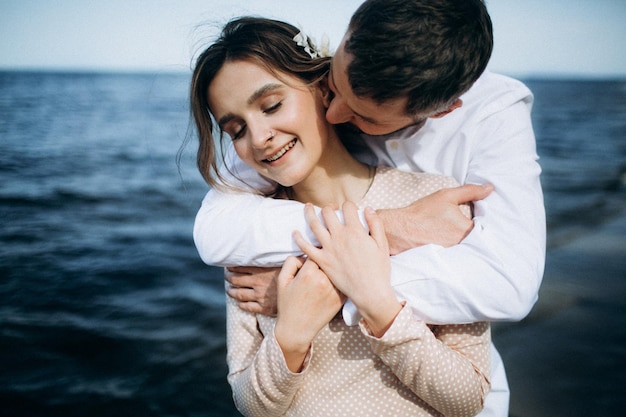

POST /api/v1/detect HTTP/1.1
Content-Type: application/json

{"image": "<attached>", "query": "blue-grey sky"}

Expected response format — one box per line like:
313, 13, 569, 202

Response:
1, 0, 625, 78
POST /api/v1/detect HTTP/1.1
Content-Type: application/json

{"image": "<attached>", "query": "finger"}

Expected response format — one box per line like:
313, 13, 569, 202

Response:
228, 265, 275, 275
237, 301, 265, 315
300, 257, 321, 274
293, 230, 322, 259
277, 256, 303, 286
227, 273, 256, 288
304, 203, 331, 244
227, 266, 252, 274
298, 258, 330, 286
320, 205, 343, 234
447, 183, 494, 205
341, 201, 362, 228
364, 206, 389, 254
227, 286, 258, 302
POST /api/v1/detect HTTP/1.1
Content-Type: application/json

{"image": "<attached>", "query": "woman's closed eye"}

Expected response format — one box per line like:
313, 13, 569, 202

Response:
263, 101, 282, 114
228, 101, 283, 140
225, 121, 246, 141
231, 126, 245, 140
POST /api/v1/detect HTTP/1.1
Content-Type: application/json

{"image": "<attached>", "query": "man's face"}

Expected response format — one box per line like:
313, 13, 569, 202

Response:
326, 35, 423, 136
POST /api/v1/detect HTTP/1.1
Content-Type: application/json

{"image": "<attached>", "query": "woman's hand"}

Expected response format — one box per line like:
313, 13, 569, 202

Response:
294, 202, 401, 337
273, 256, 345, 372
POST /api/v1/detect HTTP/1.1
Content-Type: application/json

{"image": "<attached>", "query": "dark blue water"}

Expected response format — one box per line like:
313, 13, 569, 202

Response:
1, 72, 625, 417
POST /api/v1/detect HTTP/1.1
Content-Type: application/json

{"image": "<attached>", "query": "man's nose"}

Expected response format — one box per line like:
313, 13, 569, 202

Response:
325, 96, 352, 125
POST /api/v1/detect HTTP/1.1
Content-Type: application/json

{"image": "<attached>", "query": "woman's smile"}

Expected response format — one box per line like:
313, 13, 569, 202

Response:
263, 138, 298, 163
208, 59, 331, 188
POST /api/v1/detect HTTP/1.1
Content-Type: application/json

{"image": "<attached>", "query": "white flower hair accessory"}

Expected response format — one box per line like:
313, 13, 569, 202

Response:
293, 29, 331, 59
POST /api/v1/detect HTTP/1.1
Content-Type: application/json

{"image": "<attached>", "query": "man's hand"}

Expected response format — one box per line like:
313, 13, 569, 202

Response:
377, 183, 494, 255
226, 266, 280, 316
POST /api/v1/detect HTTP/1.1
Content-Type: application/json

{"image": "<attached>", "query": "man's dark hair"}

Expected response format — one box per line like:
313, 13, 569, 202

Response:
346, 0, 493, 116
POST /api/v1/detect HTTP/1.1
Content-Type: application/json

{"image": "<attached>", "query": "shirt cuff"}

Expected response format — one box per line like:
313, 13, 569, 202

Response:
342, 300, 361, 326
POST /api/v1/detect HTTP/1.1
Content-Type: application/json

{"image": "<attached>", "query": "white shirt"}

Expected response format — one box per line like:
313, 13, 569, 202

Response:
193, 71, 546, 416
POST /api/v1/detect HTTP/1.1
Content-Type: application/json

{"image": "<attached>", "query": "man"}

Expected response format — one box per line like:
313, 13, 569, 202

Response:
194, 1, 545, 415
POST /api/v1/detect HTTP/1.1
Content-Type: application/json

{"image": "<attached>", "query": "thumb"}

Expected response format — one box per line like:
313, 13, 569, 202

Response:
453, 183, 494, 204
277, 256, 303, 288
364, 206, 389, 254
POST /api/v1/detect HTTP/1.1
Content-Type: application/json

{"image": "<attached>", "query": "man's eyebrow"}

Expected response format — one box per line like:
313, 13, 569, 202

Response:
217, 83, 284, 128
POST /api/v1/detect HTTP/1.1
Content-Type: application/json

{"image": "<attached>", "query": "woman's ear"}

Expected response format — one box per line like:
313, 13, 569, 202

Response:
319, 77, 332, 108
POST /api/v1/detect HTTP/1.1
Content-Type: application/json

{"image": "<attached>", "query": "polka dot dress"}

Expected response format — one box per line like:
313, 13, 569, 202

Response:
226, 167, 491, 417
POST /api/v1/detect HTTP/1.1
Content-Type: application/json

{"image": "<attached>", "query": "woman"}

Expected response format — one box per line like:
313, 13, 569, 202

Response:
190, 17, 490, 417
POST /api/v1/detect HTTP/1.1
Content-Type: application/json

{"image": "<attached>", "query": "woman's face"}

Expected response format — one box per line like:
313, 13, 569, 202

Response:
208, 59, 331, 188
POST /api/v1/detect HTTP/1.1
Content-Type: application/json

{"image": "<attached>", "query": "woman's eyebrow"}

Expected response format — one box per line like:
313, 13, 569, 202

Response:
247, 83, 283, 105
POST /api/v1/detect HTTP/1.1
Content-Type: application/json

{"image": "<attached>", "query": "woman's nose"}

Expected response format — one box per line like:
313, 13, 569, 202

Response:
251, 127, 275, 148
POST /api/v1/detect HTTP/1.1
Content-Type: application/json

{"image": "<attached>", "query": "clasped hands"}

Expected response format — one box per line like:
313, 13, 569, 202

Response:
226, 183, 493, 317
227, 200, 392, 319
274, 201, 399, 371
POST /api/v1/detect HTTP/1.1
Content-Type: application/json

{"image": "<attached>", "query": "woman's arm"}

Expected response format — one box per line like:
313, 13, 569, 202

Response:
273, 257, 346, 373
225, 278, 305, 417
362, 306, 491, 417
296, 203, 490, 416
226, 260, 345, 416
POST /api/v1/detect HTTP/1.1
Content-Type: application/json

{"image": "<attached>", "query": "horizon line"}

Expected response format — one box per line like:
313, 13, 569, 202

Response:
1, 66, 625, 81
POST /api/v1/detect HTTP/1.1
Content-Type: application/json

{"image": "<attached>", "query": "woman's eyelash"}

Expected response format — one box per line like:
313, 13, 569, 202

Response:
264, 102, 282, 113
232, 127, 245, 140
230, 101, 282, 140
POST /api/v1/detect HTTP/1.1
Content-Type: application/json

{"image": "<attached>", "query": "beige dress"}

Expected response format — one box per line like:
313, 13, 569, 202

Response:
226, 167, 491, 417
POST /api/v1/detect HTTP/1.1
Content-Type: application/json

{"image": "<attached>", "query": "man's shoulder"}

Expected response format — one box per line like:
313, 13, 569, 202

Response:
461, 70, 533, 109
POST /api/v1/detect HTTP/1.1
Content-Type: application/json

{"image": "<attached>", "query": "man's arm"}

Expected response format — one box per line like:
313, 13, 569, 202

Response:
193, 144, 317, 267
196, 84, 545, 325
216, 183, 489, 317
383, 95, 545, 324
378, 183, 494, 253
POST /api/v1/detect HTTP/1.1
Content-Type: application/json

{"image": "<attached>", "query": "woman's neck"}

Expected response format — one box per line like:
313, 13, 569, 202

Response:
288, 138, 373, 209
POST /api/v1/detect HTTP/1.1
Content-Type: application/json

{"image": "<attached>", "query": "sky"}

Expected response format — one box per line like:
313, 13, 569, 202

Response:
1, 0, 625, 79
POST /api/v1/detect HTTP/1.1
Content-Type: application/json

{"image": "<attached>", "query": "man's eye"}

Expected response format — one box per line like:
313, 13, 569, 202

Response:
357, 116, 377, 125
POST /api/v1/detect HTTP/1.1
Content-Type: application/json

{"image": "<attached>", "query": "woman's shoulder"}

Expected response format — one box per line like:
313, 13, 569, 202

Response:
362, 166, 460, 210
374, 166, 460, 188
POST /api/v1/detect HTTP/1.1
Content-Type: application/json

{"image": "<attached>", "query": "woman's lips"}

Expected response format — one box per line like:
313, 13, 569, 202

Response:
264, 138, 297, 163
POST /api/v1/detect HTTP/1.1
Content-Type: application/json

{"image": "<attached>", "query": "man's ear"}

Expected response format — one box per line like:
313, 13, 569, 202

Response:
430, 99, 463, 119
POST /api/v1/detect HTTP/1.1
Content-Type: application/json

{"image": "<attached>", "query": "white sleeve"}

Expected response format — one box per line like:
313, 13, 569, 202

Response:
193, 144, 318, 267
389, 97, 546, 324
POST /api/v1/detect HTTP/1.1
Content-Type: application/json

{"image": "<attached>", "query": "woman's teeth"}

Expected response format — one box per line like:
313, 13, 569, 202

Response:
265, 139, 297, 162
